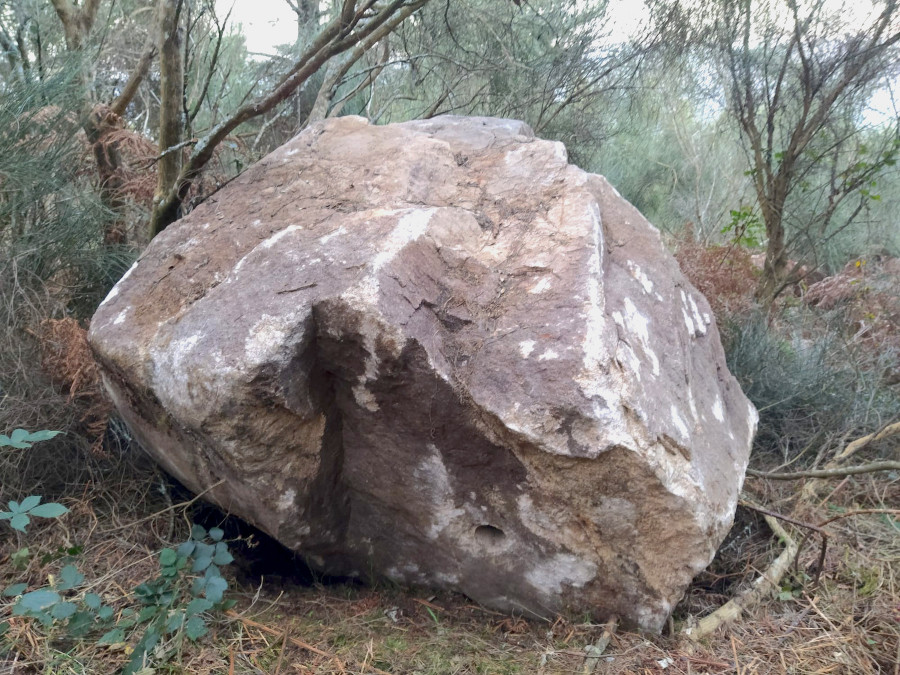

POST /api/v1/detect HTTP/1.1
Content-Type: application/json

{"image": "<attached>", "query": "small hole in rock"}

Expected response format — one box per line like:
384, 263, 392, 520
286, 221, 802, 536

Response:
474, 524, 506, 545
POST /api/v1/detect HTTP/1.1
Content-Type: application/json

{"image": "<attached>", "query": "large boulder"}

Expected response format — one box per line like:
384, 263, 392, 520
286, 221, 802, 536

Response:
88, 116, 756, 631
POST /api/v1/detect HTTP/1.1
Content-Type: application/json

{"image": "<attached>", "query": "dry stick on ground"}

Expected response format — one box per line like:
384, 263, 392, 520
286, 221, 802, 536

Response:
740, 501, 831, 586
746, 460, 900, 480
582, 616, 617, 674
800, 422, 900, 498
684, 514, 798, 640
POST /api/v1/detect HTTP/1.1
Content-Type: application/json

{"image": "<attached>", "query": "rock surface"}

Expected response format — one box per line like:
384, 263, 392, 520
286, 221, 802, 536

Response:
89, 116, 757, 631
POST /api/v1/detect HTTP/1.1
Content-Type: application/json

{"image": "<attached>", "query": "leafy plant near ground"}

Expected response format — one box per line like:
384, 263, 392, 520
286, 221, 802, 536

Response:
2, 522, 236, 674
0, 430, 69, 533
1, 429, 235, 674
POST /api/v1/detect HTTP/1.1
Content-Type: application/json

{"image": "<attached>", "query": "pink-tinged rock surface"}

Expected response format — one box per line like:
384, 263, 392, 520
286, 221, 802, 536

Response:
89, 116, 757, 631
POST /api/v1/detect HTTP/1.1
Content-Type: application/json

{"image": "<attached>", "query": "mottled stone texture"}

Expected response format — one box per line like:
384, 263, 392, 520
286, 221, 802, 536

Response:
89, 116, 757, 631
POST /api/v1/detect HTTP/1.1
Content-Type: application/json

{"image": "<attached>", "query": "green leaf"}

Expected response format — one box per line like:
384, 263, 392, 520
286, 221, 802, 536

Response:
22, 430, 61, 442
193, 541, 214, 559
185, 616, 208, 641
84, 593, 102, 610
208, 527, 224, 542
190, 524, 207, 541
50, 601, 78, 620
67, 611, 95, 637
123, 628, 161, 675
97, 628, 126, 645
204, 577, 227, 604
158, 548, 178, 567
0, 621, 8, 637
212, 549, 233, 566
7, 501, 20, 513
18, 589, 61, 613
191, 577, 207, 597
0, 429, 61, 449
58, 564, 84, 590
34, 611, 54, 627
11, 548, 29, 568
97, 605, 114, 621
19, 495, 41, 511
0, 511, 11, 520
137, 606, 158, 623
9, 513, 30, 532
3, 583, 27, 597
29, 503, 69, 519
165, 611, 185, 633
191, 555, 212, 573
186, 598, 213, 616
176, 541, 195, 558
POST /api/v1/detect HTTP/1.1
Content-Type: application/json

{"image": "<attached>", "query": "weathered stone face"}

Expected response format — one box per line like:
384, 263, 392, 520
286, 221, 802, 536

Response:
88, 116, 756, 631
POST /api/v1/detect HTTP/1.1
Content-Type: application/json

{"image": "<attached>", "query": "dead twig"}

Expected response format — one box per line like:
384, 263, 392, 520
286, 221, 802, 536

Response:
747, 460, 900, 480
582, 616, 617, 674
740, 501, 831, 586
100, 479, 225, 534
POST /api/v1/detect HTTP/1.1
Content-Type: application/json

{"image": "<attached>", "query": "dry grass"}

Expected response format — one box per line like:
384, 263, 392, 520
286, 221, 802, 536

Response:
1, 244, 897, 674
1, 446, 897, 675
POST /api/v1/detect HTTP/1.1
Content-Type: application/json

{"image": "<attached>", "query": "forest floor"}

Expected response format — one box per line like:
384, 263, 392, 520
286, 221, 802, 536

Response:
1, 446, 897, 675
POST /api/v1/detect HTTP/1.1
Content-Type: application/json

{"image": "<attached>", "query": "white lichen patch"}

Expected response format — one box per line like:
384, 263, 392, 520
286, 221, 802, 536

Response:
414, 444, 465, 540
277, 489, 296, 511
712, 396, 725, 422
244, 313, 299, 365
318, 225, 346, 245
688, 387, 699, 421
529, 277, 552, 294
620, 297, 660, 377
99, 261, 138, 307
537, 348, 559, 361
578, 200, 609, 387
149, 332, 204, 412
747, 400, 760, 435
261, 224, 302, 250
345, 208, 436, 307
687, 293, 706, 336
519, 340, 536, 358
350, 313, 385, 412
525, 553, 597, 596
113, 307, 129, 325
615, 339, 642, 381
670, 404, 690, 441
626, 261, 654, 294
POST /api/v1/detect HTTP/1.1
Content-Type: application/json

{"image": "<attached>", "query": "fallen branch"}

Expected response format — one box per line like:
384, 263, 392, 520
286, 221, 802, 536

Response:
800, 422, 900, 498
684, 514, 798, 640
582, 616, 617, 674
740, 502, 830, 586
829, 421, 900, 465
746, 460, 900, 480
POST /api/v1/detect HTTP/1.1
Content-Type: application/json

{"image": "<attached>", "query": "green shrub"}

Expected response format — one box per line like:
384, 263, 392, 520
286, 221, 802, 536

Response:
724, 309, 899, 462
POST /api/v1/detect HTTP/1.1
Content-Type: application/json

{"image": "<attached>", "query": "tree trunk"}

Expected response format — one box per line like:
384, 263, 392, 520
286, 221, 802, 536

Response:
155, 0, 185, 220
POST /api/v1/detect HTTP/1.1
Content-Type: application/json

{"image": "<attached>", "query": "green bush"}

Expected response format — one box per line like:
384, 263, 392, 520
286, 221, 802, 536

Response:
724, 309, 899, 462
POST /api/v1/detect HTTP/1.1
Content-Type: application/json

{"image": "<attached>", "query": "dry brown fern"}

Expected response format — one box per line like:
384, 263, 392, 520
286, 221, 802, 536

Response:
37, 318, 111, 455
